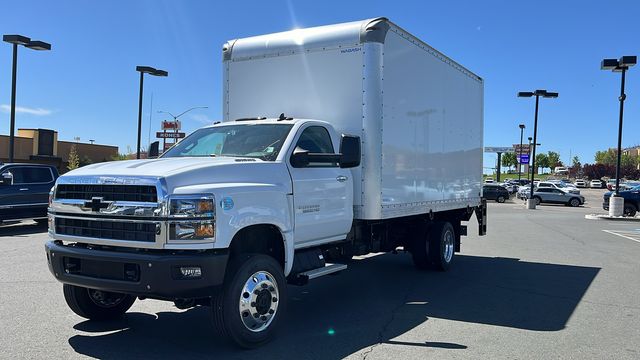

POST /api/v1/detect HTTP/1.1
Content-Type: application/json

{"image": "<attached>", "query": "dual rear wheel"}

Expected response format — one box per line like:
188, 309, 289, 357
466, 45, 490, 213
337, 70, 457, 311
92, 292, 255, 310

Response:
411, 221, 455, 271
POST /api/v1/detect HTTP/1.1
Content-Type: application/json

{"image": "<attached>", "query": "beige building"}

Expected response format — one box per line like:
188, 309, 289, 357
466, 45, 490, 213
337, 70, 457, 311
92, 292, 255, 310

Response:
623, 146, 640, 169
0, 128, 118, 173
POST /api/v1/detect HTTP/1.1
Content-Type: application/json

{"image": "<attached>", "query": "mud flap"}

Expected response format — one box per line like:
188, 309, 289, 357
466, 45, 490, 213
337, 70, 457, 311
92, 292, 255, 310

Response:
475, 199, 487, 236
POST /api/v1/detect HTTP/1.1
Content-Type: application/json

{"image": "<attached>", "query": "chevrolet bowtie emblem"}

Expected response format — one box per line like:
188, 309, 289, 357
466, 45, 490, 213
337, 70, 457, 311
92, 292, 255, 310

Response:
84, 197, 111, 212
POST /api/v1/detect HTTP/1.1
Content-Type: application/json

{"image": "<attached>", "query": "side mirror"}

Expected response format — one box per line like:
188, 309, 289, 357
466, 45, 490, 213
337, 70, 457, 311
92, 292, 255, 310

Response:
339, 135, 361, 168
0, 173, 13, 186
148, 141, 160, 159
290, 147, 310, 168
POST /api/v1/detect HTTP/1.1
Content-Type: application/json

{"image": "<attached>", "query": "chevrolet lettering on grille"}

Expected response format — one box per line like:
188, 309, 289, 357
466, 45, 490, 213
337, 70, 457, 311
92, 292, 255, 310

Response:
83, 197, 112, 212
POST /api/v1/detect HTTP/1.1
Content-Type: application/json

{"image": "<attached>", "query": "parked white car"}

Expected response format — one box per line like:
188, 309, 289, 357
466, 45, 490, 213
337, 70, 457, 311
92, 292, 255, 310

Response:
537, 181, 581, 195
574, 179, 588, 188
590, 179, 603, 188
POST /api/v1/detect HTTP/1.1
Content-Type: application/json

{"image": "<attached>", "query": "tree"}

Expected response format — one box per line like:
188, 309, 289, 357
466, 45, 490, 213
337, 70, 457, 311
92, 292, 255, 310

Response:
595, 149, 617, 165
547, 151, 561, 169
501, 152, 517, 170
67, 145, 80, 171
534, 153, 549, 174
572, 156, 581, 168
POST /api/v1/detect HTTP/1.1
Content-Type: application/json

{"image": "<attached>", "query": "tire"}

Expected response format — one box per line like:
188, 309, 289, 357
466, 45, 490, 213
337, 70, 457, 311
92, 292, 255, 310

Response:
211, 254, 287, 349
624, 204, 637, 217
533, 196, 541, 205
569, 198, 580, 207
63, 284, 135, 320
496, 195, 506, 203
412, 221, 455, 271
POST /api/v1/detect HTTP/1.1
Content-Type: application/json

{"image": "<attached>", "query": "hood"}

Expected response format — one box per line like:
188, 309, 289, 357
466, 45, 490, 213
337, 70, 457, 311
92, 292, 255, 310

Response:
65, 157, 261, 178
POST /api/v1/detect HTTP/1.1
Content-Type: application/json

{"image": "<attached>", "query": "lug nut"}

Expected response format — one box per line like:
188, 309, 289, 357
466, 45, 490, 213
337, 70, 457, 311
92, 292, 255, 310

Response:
243, 292, 250, 298
242, 311, 249, 318
251, 302, 256, 307
268, 286, 275, 292
268, 309, 275, 314
260, 315, 267, 321
272, 297, 278, 302
261, 283, 268, 289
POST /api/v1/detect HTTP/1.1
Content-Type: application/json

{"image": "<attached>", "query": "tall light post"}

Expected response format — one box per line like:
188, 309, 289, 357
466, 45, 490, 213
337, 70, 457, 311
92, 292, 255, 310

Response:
518, 89, 558, 209
518, 124, 526, 182
601, 56, 636, 216
136, 66, 168, 159
3, 35, 51, 162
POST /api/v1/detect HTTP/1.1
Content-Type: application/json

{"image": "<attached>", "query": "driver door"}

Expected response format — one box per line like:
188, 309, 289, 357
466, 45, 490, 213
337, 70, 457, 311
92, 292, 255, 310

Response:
287, 125, 353, 247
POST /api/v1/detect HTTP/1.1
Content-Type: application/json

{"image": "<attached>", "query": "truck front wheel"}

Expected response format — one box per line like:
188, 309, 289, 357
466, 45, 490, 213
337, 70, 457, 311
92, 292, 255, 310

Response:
411, 221, 455, 271
62, 284, 135, 320
211, 254, 287, 348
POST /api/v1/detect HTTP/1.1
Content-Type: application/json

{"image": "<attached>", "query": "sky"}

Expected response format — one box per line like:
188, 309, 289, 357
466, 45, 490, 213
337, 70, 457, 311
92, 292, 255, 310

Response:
0, 0, 638, 172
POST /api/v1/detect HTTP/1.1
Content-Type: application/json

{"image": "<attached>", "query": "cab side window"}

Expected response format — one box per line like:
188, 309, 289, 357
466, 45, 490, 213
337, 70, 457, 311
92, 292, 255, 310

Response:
292, 126, 336, 167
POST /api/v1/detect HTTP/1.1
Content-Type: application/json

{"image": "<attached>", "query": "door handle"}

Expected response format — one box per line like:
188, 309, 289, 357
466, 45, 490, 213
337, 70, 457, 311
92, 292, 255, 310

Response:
336, 175, 348, 182
19, 188, 29, 191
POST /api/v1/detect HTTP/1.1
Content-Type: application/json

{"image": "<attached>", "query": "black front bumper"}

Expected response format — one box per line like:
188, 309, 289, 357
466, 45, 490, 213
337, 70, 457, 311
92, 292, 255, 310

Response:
45, 241, 229, 299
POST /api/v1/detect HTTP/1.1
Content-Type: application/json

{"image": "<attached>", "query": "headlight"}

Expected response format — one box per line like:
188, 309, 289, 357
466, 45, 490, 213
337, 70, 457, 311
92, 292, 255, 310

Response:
168, 195, 215, 241
169, 196, 215, 218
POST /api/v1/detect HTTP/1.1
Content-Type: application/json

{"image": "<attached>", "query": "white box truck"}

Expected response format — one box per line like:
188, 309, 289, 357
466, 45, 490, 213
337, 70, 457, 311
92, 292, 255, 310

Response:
45, 17, 485, 348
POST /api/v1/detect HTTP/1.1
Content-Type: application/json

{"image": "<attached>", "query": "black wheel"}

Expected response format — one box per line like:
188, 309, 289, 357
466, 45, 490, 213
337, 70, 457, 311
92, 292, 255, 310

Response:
533, 196, 541, 205
63, 284, 135, 320
623, 204, 637, 217
211, 254, 287, 348
34, 218, 48, 226
569, 198, 580, 207
411, 221, 455, 271
496, 195, 506, 203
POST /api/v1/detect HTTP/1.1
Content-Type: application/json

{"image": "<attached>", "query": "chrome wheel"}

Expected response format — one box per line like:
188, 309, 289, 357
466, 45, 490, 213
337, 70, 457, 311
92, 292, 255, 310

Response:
443, 229, 454, 263
238, 271, 279, 332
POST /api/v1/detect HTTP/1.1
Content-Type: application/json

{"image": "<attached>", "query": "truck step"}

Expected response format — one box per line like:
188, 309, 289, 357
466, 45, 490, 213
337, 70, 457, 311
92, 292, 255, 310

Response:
288, 263, 347, 285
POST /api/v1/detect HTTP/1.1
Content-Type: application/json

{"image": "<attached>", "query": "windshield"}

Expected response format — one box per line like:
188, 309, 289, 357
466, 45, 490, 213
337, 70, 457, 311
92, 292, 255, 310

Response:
162, 124, 293, 160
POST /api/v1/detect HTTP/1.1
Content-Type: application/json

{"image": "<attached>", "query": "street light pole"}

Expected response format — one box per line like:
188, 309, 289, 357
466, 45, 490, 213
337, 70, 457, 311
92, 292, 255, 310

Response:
135, 66, 168, 159
601, 56, 636, 216
8, 43, 18, 163
3, 35, 51, 162
518, 90, 558, 209
518, 124, 525, 182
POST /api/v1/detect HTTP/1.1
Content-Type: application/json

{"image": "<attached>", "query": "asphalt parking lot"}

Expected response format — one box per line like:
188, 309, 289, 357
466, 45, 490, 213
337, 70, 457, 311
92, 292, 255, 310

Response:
1, 188, 639, 359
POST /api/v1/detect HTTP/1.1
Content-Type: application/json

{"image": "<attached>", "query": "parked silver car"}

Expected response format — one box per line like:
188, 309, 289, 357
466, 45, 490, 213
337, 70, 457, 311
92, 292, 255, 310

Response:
524, 188, 585, 207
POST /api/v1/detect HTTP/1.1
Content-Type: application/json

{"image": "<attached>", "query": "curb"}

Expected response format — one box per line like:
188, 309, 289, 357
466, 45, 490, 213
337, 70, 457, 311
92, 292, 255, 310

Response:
585, 214, 640, 221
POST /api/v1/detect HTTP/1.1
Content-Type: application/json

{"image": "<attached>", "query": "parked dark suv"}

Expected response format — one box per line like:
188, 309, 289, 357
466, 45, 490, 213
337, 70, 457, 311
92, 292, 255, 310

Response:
603, 186, 640, 217
482, 184, 510, 203
0, 163, 59, 224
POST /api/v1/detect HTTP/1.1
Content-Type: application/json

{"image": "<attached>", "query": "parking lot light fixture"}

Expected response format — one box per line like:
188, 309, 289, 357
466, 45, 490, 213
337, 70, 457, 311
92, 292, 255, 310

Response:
518, 89, 558, 208
3, 34, 51, 163
135, 66, 168, 159
600, 56, 636, 197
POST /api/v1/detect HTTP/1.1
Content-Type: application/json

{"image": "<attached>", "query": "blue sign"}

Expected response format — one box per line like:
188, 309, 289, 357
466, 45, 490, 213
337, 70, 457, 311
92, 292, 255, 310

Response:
518, 154, 530, 164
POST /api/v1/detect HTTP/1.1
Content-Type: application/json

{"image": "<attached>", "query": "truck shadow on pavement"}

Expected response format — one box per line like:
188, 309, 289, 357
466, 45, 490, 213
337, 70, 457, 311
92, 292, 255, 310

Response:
68, 253, 599, 359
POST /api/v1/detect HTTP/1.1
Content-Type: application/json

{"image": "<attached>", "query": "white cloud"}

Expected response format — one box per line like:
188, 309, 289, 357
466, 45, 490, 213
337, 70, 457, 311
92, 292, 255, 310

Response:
190, 113, 216, 124
0, 104, 53, 116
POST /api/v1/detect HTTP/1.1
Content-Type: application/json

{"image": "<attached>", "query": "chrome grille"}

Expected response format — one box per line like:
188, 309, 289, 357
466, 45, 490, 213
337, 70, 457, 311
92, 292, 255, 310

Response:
55, 184, 157, 203
55, 217, 156, 242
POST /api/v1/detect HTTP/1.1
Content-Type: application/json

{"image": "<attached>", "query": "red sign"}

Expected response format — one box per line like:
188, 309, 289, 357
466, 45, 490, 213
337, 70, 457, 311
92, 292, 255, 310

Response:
156, 132, 186, 139
163, 143, 173, 151
161, 120, 181, 131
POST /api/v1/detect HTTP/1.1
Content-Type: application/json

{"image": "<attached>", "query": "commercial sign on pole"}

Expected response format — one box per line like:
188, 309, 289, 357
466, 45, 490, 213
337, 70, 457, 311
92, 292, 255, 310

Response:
513, 144, 531, 154
163, 143, 173, 151
484, 147, 514, 153
518, 154, 530, 164
156, 131, 186, 139
161, 120, 181, 131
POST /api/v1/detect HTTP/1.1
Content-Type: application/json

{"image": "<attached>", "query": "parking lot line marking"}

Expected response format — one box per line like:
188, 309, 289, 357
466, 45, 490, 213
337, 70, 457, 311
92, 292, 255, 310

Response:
602, 230, 640, 244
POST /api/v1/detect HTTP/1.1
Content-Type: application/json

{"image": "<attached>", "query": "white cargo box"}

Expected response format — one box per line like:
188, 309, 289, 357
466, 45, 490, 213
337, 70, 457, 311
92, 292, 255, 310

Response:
223, 17, 483, 220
